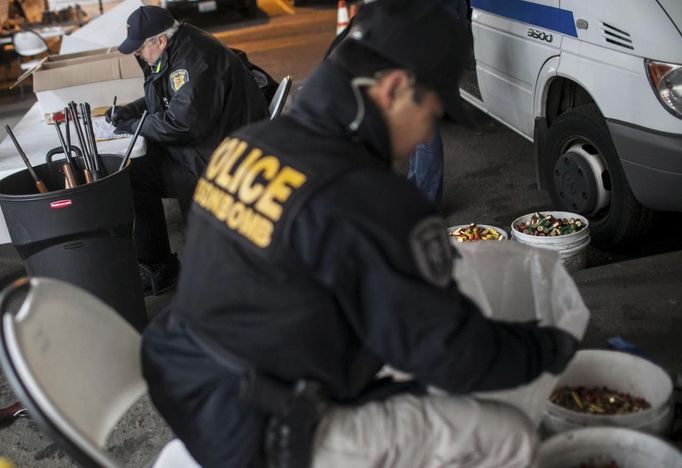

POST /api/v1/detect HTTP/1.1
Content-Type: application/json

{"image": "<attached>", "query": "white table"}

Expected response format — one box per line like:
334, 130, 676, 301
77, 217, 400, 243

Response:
0, 102, 146, 244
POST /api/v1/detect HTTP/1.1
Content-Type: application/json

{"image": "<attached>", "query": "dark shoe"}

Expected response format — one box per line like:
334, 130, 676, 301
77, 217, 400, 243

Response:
139, 254, 180, 297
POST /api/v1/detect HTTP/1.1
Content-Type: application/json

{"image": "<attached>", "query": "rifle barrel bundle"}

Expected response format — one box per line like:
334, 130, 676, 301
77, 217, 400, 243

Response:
5, 100, 143, 195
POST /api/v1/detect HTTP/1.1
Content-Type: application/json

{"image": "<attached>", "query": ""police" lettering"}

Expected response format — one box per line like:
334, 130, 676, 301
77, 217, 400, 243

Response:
195, 138, 307, 248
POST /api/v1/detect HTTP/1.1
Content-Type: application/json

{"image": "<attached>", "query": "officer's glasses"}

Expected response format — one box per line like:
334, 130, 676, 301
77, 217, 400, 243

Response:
134, 36, 160, 55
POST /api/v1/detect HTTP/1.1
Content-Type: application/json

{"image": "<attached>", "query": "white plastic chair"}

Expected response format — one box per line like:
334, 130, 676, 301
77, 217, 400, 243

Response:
11, 29, 51, 96
269, 75, 292, 119
0, 277, 199, 468
12, 29, 50, 71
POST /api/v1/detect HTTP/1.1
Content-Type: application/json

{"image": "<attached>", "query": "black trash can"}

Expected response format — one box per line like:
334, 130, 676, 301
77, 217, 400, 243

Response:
0, 154, 147, 331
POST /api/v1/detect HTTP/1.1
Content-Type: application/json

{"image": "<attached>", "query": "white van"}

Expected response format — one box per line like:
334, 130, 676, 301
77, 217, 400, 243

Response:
461, 0, 682, 249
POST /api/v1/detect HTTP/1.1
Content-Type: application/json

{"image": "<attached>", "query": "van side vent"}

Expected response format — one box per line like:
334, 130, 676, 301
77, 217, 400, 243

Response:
602, 22, 634, 50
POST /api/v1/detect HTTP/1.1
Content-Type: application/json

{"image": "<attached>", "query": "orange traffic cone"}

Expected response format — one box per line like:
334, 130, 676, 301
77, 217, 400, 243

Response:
349, 2, 359, 19
336, 0, 349, 35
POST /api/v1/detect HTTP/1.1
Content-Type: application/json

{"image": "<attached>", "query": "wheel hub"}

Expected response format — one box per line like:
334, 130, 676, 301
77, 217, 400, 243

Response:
553, 143, 610, 216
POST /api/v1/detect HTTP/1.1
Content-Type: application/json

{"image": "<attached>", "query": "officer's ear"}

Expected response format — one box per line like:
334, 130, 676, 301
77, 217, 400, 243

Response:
158, 34, 169, 50
370, 69, 411, 111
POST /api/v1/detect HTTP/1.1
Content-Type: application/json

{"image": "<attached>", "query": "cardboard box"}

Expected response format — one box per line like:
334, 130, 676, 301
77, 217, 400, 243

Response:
16, 47, 145, 113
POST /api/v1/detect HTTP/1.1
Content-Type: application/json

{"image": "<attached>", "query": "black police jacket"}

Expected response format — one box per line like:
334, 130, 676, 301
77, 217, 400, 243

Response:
142, 60, 569, 467
125, 24, 268, 178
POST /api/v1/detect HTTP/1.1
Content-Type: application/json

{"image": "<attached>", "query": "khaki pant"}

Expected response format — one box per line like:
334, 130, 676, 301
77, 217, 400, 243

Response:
312, 394, 536, 468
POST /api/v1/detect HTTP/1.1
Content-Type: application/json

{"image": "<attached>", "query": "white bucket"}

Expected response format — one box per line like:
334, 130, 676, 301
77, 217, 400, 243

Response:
511, 211, 590, 272
542, 350, 674, 437
535, 427, 682, 468
447, 224, 507, 245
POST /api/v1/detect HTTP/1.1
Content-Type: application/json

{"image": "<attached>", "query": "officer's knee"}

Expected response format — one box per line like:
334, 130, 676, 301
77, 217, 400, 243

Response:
481, 401, 537, 468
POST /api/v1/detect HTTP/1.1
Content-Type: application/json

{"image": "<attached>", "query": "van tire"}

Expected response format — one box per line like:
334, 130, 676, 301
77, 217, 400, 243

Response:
544, 104, 654, 250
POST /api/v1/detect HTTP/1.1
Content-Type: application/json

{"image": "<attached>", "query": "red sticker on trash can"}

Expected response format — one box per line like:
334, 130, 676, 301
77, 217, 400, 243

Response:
50, 200, 72, 209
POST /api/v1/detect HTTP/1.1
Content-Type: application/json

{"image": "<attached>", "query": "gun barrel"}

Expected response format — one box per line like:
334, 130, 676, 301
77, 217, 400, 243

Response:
119, 110, 148, 171
5, 125, 49, 193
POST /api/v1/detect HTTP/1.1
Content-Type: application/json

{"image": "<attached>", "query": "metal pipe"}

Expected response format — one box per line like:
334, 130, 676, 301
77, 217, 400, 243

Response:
84, 103, 106, 178
67, 103, 91, 173
78, 103, 95, 174
119, 110, 148, 171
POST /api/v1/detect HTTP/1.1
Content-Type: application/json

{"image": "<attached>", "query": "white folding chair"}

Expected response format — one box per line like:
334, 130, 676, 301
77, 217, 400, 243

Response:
11, 29, 51, 97
0, 277, 199, 468
12, 29, 50, 71
269, 75, 292, 119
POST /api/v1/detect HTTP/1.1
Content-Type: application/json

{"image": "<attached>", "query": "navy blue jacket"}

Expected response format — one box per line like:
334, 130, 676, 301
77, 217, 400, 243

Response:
142, 60, 566, 468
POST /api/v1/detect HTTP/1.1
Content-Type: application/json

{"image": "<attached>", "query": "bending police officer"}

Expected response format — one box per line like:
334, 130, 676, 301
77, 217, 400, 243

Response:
108, 6, 268, 294
142, 1, 578, 467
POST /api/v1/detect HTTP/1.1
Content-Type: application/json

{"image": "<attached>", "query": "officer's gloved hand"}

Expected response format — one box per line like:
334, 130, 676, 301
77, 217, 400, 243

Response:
105, 106, 135, 125
543, 327, 578, 375
114, 118, 139, 135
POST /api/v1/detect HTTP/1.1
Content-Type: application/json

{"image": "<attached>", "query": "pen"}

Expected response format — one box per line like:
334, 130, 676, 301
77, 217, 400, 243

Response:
111, 96, 117, 122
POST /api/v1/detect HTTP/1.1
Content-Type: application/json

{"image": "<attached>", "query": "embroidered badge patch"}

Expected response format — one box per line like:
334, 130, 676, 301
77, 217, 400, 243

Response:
170, 69, 189, 92
250, 70, 268, 88
410, 217, 452, 288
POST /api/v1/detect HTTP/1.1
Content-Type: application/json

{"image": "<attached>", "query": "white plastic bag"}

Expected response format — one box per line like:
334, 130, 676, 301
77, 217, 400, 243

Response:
452, 240, 590, 425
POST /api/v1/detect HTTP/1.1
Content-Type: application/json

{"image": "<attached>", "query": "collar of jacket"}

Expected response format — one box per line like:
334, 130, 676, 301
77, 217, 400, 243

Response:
143, 24, 185, 83
162, 24, 185, 71
289, 60, 393, 169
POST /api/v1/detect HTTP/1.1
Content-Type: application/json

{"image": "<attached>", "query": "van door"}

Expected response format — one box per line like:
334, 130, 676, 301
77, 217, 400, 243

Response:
472, 0, 570, 138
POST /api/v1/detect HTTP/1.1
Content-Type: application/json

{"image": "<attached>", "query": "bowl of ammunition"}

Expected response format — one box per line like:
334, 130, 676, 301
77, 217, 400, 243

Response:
542, 350, 674, 437
536, 427, 682, 468
511, 211, 590, 272
512, 211, 587, 239
447, 223, 507, 244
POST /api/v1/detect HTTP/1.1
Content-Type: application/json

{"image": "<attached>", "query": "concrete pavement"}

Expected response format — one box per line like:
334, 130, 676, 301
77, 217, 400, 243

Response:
575, 250, 682, 377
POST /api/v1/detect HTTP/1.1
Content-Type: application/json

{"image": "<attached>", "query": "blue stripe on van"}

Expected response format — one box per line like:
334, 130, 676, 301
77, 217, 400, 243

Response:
471, 0, 578, 37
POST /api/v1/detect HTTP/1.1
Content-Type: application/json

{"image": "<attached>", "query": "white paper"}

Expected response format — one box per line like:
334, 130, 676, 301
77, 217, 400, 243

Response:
92, 116, 130, 141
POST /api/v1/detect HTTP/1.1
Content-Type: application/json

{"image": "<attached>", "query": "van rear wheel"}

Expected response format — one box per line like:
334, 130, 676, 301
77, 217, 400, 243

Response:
545, 104, 654, 250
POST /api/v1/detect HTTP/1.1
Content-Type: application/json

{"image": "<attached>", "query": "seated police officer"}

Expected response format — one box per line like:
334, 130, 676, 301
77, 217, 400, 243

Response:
142, 1, 578, 467
107, 6, 268, 294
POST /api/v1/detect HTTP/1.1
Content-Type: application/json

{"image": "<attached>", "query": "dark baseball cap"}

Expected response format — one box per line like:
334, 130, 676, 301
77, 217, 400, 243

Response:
347, 0, 471, 122
118, 6, 175, 54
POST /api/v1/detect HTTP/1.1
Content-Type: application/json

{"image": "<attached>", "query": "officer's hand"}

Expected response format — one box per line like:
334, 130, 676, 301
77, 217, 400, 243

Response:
105, 106, 135, 125
104, 106, 114, 123
543, 327, 578, 375
114, 119, 138, 135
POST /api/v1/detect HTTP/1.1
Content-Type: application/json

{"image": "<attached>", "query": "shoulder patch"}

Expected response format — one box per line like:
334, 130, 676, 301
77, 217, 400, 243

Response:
169, 69, 189, 92
410, 217, 452, 288
250, 70, 268, 89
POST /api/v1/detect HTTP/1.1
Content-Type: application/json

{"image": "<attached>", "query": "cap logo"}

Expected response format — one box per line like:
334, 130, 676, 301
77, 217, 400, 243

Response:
349, 28, 363, 40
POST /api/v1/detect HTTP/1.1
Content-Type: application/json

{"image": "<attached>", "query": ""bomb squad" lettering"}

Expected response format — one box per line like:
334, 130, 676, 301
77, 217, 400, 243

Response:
194, 138, 307, 248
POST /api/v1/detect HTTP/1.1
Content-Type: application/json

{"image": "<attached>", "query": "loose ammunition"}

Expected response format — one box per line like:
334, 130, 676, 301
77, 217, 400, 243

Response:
550, 386, 650, 415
